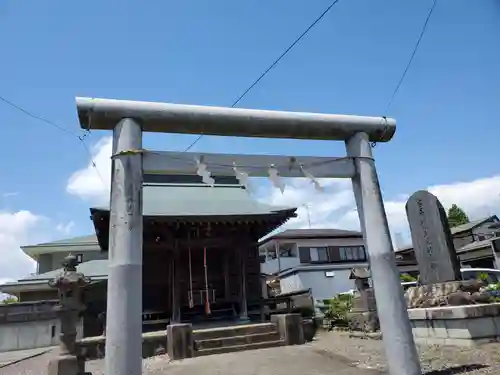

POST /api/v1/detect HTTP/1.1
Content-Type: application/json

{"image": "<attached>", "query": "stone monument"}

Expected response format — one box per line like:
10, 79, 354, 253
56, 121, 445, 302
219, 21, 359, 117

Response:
347, 268, 379, 333
405, 191, 492, 308
47, 254, 91, 375
405, 190, 461, 284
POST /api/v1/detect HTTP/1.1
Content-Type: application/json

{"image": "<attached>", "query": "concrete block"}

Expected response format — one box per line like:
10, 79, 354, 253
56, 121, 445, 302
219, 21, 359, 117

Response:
411, 320, 430, 338
445, 319, 472, 339
271, 314, 305, 345
167, 324, 193, 360
407, 308, 426, 320
428, 319, 448, 339
47, 354, 87, 375
492, 316, 500, 336
465, 317, 496, 339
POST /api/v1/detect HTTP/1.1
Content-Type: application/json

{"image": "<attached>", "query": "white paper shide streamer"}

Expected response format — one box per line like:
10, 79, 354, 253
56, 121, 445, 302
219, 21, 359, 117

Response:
233, 163, 251, 192
301, 165, 324, 192
196, 157, 215, 186
268, 165, 285, 193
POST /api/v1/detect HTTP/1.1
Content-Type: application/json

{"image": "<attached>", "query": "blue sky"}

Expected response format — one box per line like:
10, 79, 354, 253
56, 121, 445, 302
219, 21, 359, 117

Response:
1, 0, 500, 278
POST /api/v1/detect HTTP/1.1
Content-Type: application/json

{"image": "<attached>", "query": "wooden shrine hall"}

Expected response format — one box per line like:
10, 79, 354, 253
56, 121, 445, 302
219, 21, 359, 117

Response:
90, 173, 297, 328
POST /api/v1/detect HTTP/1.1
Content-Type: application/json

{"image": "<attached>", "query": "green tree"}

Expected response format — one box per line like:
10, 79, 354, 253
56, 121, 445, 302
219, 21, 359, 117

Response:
2, 295, 18, 304
447, 204, 470, 228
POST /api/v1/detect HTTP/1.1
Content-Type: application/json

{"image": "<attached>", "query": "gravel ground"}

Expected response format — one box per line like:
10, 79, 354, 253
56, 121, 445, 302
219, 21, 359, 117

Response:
315, 331, 500, 374
2, 332, 500, 375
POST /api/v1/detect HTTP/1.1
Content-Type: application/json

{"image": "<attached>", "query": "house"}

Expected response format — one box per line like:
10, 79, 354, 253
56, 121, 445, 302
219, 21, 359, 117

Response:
1, 235, 106, 303
259, 229, 368, 301
396, 215, 500, 275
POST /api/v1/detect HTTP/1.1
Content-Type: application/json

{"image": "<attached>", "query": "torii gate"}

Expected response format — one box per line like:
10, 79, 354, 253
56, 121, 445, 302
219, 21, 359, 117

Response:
75, 97, 421, 375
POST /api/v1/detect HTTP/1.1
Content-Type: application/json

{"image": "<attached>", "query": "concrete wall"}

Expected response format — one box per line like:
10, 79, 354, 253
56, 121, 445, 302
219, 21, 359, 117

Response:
0, 319, 83, 352
299, 268, 356, 300
261, 257, 300, 275
408, 303, 500, 347
279, 268, 357, 301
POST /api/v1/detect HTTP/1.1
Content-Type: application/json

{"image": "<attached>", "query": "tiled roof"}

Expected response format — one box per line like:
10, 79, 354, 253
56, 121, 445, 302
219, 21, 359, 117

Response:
450, 216, 499, 234
92, 184, 296, 217
34, 234, 98, 247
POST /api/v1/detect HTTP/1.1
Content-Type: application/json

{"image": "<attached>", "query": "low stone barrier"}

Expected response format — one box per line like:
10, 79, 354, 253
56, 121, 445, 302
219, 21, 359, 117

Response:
408, 302, 500, 347
76, 330, 168, 360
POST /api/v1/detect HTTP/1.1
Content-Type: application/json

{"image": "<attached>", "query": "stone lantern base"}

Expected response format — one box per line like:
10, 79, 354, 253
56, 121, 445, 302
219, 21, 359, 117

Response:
47, 354, 90, 375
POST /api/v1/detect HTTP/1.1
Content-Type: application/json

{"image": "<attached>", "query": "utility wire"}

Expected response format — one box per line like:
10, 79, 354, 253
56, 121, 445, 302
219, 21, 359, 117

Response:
385, 0, 437, 113
183, 0, 342, 152
0, 95, 106, 187
0, 96, 79, 138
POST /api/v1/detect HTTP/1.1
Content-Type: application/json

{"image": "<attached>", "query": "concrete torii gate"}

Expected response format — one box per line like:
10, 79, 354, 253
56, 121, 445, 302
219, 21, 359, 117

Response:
75, 97, 421, 375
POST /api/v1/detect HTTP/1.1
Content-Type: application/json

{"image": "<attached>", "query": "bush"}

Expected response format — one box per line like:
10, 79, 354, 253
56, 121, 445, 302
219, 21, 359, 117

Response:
324, 294, 353, 327
400, 273, 417, 282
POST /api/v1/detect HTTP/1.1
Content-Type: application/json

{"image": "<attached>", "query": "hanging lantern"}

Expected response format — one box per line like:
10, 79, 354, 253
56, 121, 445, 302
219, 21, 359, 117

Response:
268, 165, 285, 193
196, 157, 215, 186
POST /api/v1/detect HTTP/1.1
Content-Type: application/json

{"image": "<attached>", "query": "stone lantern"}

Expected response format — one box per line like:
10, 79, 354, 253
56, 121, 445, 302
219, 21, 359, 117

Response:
47, 254, 91, 375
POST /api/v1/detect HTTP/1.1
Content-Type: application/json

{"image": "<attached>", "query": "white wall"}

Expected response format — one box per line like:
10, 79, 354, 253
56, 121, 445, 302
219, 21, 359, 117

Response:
261, 257, 300, 275
279, 274, 304, 294
278, 268, 358, 301
298, 268, 356, 300
0, 319, 83, 352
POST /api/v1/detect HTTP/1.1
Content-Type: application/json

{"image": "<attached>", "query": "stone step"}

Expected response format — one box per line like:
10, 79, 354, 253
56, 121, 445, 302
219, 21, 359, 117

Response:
193, 323, 276, 341
194, 339, 285, 357
195, 331, 280, 350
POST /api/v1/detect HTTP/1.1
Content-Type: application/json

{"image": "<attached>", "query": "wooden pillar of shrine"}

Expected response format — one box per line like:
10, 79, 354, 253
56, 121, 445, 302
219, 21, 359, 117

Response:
223, 251, 231, 301
171, 246, 181, 323
239, 246, 249, 321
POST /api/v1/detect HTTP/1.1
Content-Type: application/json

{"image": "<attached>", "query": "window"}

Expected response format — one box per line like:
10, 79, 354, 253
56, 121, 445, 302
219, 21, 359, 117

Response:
476, 235, 486, 241
279, 244, 296, 258
325, 271, 335, 278
51, 325, 56, 338
76, 254, 83, 263
339, 246, 367, 261
298, 247, 311, 263
316, 247, 329, 262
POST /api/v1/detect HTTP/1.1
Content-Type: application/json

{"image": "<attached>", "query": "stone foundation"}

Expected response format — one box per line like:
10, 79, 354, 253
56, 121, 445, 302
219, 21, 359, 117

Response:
408, 302, 500, 347
76, 330, 168, 360
271, 314, 305, 345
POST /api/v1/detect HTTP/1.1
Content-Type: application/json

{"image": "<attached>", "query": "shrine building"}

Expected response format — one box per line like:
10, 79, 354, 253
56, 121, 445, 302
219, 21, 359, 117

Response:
1, 172, 296, 337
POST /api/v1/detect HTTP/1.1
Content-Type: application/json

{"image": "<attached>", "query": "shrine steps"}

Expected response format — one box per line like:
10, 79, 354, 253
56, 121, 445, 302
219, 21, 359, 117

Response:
193, 322, 284, 357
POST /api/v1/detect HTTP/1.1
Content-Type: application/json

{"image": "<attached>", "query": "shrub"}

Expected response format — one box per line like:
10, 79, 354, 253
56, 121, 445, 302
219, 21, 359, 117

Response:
324, 294, 353, 327
400, 273, 417, 282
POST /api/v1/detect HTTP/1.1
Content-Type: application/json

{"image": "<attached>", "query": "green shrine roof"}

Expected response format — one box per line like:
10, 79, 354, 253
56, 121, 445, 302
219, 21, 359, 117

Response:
92, 183, 296, 218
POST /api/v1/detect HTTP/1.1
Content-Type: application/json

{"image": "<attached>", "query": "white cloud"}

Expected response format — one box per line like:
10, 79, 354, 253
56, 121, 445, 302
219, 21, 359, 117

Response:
0, 210, 48, 284
258, 175, 500, 247
56, 221, 75, 235
66, 136, 111, 204
2, 192, 19, 198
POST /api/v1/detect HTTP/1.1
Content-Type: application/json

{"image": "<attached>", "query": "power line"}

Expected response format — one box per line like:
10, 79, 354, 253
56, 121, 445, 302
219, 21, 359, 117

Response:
385, 0, 437, 113
183, 0, 342, 152
0, 95, 106, 187
0, 96, 79, 138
